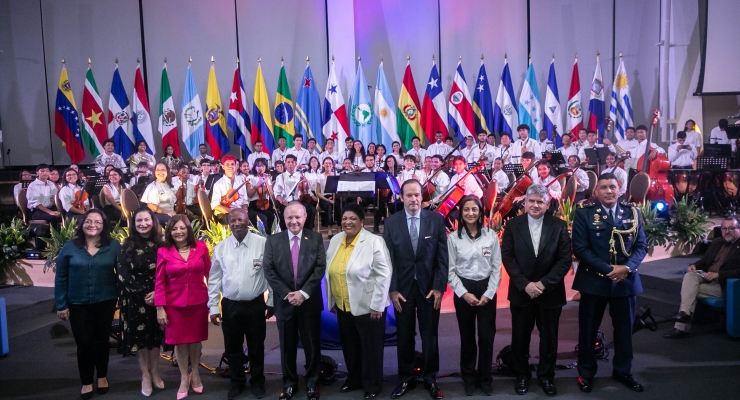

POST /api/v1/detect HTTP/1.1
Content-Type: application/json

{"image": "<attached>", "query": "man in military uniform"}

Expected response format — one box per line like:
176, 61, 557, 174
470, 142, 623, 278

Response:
571, 172, 647, 393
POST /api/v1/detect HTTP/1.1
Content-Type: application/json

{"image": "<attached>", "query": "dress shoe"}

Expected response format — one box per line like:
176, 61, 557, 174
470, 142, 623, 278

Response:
251, 384, 266, 399
480, 383, 492, 396
663, 328, 690, 339
612, 374, 644, 392
227, 383, 245, 399
464, 383, 476, 396
189, 373, 203, 394
97, 377, 109, 394
306, 386, 320, 400
672, 311, 692, 323
142, 376, 153, 397
577, 376, 592, 393
515, 378, 529, 395
340, 381, 362, 392
279, 385, 297, 400
424, 382, 443, 400
363, 393, 378, 399
153, 378, 165, 390
539, 380, 557, 397
391, 381, 416, 399
80, 391, 94, 400
177, 375, 191, 400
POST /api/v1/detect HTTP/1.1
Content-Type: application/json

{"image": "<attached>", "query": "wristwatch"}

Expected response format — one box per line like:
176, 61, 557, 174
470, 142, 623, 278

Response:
625, 266, 633, 275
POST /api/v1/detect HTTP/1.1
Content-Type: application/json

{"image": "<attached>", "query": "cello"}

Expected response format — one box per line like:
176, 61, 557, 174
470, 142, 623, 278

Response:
491, 159, 543, 221
435, 162, 485, 219
636, 110, 674, 203
175, 172, 187, 214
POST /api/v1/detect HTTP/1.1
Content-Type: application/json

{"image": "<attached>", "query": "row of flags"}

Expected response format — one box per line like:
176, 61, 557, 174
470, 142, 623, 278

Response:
53, 55, 635, 163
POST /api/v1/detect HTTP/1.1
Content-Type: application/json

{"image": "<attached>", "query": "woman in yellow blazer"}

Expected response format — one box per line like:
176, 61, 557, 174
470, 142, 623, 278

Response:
325, 203, 392, 399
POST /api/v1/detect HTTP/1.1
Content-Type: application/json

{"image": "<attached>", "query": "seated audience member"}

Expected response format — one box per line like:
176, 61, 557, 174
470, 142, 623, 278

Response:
664, 217, 740, 339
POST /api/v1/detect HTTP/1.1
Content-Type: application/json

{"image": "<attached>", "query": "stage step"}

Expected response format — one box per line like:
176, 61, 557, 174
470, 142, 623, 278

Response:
0, 286, 57, 338
640, 273, 683, 295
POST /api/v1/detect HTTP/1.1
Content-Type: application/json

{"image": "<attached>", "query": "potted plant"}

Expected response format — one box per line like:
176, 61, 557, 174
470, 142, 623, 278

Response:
670, 197, 710, 254
639, 200, 674, 255
41, 217, 78, 273
0, 218, 33, 285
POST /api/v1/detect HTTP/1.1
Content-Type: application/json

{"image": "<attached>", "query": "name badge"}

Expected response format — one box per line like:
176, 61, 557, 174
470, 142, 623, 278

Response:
482, 247, 492, 257
253, 259, 263, 271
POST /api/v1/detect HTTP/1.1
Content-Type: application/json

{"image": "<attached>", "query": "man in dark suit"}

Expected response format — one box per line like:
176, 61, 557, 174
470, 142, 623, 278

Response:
664, 216, 740, 339
263, 202, 326, 400
572, 172, 647, 393
502, 184, 572, 397
383, 179, 448, 400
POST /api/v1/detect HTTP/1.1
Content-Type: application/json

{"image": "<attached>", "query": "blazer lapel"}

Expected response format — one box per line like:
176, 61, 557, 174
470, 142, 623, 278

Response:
517, 217, 536, 256
346, 230, 366, 270
537, 216, 554, 258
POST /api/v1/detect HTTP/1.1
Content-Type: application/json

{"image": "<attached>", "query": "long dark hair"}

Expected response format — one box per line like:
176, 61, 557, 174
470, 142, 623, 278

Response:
456, 195, 484, 239
383, 156, 397, 175
250, 158, 269, 175
348, 141, 365, 161
123, 207, 164, 262
73, 209, 113, 249
163, 214, 196, 249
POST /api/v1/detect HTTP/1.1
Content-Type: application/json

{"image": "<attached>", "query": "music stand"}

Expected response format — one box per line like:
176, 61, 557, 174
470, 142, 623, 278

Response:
584, 147, 611, 166
697, 156, 729, 171
725, 124, 740, 139
20, 179, 33, 189
543, 151, 566, 166
86, 176, 109, 196
503, 164, 525, 177
703, 144, 732, 158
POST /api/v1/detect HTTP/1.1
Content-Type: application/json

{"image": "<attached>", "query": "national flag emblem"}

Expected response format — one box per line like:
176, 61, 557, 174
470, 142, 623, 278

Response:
587, 54, 606, 139
81, 65, 107, 158
54, 65, 85, 163
349, 60, 376, 145
158, 63, 180, 156
565, 57, 583, 135
609, 57, 634, 142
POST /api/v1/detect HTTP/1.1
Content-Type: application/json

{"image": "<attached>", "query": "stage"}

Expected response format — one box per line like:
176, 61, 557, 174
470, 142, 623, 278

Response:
2, 252, 740, 400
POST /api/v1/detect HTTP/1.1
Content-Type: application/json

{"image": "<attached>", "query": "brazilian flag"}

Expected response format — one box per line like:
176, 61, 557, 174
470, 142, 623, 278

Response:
274, 66, 295, 147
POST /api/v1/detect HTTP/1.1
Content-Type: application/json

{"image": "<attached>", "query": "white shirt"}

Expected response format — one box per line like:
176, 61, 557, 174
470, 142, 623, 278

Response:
539, 139, 555, 153
449, 172, 483, 198
615, 138, 639, 169
59, 184, 90, 212
558, 144, 579, 161
171, 176, 197, 205
602, 165, 628, 196
684, 130, 702, 150
511, 138, 541, 162
193, 154, 215, 167
208, 233, 273, 315
210, 175, 247, 210
247, 151, 272, 168
461, 146, 477, 164
533, 174, 561, 200
271, 148, 290, 165
710, 126, 735, 151
399, 169, 427, 185
492, 169, 509, 193
496, 144, 514, 164
429, 171, 450, 201
141, 181, 177, 212
427, 142, 453, 158
287, 229, 309, 300
470, 143, 497, 169
572, 168, 590, 193
528, 214, 544, 257
578, 143, 616, 164
629, 140, 666, 170
13, 183, 22, 203
288, 147, 310, 166
274, 170, 307, 201
319, 150, 340, 166
447, 227, 501, 300
668, 142, 698, 167
26, 179, 57, 209
307, 148, 321, 158
407, 147, 427, 166
94, 153, 127, 174
103, 183, 123, 205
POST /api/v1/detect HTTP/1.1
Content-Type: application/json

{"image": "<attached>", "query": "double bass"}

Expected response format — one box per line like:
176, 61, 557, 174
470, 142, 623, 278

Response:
636, 110, 674, 203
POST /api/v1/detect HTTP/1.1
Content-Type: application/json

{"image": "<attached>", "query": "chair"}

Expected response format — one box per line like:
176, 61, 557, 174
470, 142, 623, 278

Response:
197, 190, 214, 230
562, 176, 578, 204
629, 172, 651, 204
16, 189, 49, 226
120, 188, 140, 222
584, 170, 598, 199
54, 193, 68, 228
682, 269, 740, 338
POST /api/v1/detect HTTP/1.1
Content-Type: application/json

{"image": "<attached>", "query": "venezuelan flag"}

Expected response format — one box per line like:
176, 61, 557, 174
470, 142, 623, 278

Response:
204, 65, 230, 159
251, 64, 275, 153
54, 66, 85, 163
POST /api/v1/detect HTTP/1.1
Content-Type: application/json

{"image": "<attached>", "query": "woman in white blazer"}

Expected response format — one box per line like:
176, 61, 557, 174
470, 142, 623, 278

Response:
325, 203, 392, 399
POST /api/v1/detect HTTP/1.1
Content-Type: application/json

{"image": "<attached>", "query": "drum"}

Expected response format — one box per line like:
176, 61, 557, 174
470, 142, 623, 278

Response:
668, 170, 702, 197
719, 170, 740, 202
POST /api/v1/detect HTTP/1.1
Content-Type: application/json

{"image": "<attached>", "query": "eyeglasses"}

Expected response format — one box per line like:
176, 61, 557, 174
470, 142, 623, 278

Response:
720, 227, 738, 232
83, 220, 104, 226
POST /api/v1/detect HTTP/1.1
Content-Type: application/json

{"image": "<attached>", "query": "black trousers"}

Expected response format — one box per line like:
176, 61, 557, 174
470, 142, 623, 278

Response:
31, 206, 60, 228
221, 297, 266, 386
277, 308, 321, 388
577, 293, 636, 378
574, 191, 586, 203
276, 201, 316, 231
102, 205, 122, 222
153, 212, 171, 226
375, 196, 399, 230
396, 283, 440, 384
318, 199, 341, 227
453, 277, 497, 386
248, 201, 276, 232
336, 308, 386, 393
68, 300, 117, 385
510, 302, 562, 381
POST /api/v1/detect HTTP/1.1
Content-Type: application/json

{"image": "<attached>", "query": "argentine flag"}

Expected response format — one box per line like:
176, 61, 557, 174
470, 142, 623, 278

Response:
181, 66, 204, 158
518, 61, 542, 139
349, 61, 377, 146
372, 62, 400, 150
544, 60, 563, 147
493, 59, 517, 135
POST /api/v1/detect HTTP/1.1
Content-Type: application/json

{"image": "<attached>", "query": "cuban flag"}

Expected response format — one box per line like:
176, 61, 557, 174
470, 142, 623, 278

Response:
181, 65, 204, 159
565, 57, 583, 136
372, 61, 400, 150
132, 64, 155, 155
420, 60, 448, 143
609, 57, 634, 142
447, 61, 475, 146
544, 59, 563, 147
588, 54, 606, 140
295, 64, 324, 151
228, 64, 252, 156
322, 61, 350, 157
493, 59, 518, 135
107, 66, 135, 159
349, 60, 377, 146
518, 61, 542, 139
472, 60, 495, 135
251, 63, 275, 154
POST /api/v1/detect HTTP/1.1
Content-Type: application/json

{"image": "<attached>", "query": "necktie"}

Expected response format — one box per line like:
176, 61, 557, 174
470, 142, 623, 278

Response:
291, 236, 299, 288
410, 216, 418, 253
608, 209, 614, 224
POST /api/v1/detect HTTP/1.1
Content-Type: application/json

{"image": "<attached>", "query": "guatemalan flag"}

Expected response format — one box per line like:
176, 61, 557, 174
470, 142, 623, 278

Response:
54, 65, 85, 163
205, 64, 230, 159
181, 66, 204, 159
107, 66, 135, 159
349, 60, 377, 146
322, 61, 350, 157
420, 59, 448, 144
588, 54, 606, 140
565, 57, 583, 136
609, 57, 634, 142
295, 63, 324, 151
447, 61, 475, 146
251, 63, 275, 154
493, 58, 518, 135
472, 59, 495, 135
543, 59, 563, 147
372, 61, 400, 150
228, 64, 252, 156
518, 60, 542, 139
132, 64, 155, 155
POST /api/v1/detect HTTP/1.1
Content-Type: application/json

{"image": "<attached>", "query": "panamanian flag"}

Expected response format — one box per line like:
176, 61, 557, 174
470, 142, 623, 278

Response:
420, 59, 448, 143
447, 61, 475, 146
322, 61, 350, 157
107, 66, 135, 159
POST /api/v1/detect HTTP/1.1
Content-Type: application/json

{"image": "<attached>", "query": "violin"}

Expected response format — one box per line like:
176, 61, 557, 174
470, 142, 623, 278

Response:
297, 171, 313, 204
175, 172, 187, 214
71, 187, 89, 211
255, 174, 274, 210
192, 176, 202, 205
220, 178, 249, 208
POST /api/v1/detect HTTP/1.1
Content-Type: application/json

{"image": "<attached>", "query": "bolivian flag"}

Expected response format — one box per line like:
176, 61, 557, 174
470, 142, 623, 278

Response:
397, 63, 425, 149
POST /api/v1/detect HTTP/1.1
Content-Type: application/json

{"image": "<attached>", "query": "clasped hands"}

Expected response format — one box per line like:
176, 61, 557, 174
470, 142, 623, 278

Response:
607, 265, 630, 283
287, 291, 306, 306
461, 292, 492, 306
525, 282, 546, 299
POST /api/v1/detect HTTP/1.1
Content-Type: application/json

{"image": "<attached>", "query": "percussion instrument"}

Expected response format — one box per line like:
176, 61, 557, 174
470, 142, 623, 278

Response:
719, 170, 740, 202
668, 170, 703, 198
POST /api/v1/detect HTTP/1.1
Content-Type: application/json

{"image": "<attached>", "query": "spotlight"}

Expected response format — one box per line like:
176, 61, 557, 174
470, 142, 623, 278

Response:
654, 201, 667, 212
651, 200, 670, 220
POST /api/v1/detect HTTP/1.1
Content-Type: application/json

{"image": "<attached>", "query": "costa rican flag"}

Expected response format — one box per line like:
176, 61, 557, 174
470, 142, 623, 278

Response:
447, 61, 475, 146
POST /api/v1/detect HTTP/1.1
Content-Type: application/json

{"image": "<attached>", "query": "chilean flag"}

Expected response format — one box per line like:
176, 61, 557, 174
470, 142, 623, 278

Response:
420, 60, 448, 143
132, 65, 155, 155
447, 61, 475, 146
228, 65, 252, 157
588, 54, 606, 140
322, 61, 350, 157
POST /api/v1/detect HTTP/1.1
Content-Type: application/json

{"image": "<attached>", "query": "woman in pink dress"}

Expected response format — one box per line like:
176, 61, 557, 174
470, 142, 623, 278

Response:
155, 214, 211, 399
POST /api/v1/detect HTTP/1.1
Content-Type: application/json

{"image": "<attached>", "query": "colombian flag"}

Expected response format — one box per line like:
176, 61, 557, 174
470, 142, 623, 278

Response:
251, 64, 275, 153
397, 63, 425, 149
204, 65, 230, 159
54, 66, 85, 163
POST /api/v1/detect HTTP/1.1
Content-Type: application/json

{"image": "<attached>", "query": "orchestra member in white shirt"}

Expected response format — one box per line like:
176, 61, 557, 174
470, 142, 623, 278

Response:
271, 137, 290, 167
247, 140, 272, 169
710, 119, 735, 152
449, 156, 483, 199
567, 155, 590, 203
538, 129, 555, 152
287, 134, 310, 169
408, 136, 427, 169
491, 158, 510, 194
427, 131, 453, 158
93, 139, 127, 174
602, 153, 628, 201
683, 119, 702, 153
210, 156, 248, 223
558, 133, 579, 160
306, 138, 321, 158
497, 133, 514, 165
512, 124, 541, 163
487, 133, 497, 147
427, 155, 451, 205
192, 143, 215, 168
389, 141, 404, 165
273, 154, 316, 230
668, 131, 698, 169
577, 130, 615, 164
461, 136, 477, 164
574, 128, 588, 151
343, 137, 355, 166
531, 162, 561, 212
398, 155, 427, 185
630, 124, 667, 174
605, 126, 639, 171
445, 137, 461, 157
319, 138, 340, 167
471, 131, 497, 170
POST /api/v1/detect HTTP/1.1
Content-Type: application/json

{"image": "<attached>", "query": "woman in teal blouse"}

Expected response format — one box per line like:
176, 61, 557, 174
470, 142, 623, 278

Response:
55, 209, 120, 400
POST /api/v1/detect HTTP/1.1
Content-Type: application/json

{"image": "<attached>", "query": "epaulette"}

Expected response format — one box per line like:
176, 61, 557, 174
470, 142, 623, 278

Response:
620, 201, 636, 207
577, 201, 596, 209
